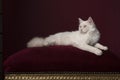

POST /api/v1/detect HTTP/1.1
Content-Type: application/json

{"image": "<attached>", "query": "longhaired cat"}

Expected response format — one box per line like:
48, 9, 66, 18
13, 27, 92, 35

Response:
27, 17, 108, 56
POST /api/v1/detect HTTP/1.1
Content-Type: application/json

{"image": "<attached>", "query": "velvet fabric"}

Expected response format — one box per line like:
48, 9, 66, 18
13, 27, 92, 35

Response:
4, 46, 120, 72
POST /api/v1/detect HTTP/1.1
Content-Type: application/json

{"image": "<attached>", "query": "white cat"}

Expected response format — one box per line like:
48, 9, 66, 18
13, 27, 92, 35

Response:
27, 17, 108, 56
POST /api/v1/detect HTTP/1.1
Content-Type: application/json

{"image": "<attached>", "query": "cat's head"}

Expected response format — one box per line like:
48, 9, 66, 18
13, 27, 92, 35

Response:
78, 17, 96, 34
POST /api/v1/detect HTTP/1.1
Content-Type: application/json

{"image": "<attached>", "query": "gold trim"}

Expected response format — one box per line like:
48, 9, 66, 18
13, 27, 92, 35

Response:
4, 72, 120, 80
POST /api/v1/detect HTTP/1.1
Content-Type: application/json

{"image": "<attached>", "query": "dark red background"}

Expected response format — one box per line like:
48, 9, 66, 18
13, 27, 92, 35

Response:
3, 0, 120, 59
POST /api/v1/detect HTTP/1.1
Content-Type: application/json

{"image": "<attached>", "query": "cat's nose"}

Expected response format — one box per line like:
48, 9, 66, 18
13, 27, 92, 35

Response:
83, 25, 87, 28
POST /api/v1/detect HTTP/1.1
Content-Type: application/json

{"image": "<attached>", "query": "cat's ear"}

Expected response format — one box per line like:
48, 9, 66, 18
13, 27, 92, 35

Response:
88, 17, 94, 24
78, 18, 83, 23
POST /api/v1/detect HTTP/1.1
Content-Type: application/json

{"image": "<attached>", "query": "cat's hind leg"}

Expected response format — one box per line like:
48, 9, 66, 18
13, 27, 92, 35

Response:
94, 43, 108, 50
44, 36, 57, 46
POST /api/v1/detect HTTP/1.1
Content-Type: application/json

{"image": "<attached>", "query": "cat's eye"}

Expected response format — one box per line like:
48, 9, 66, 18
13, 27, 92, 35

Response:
84, 25, 87, 28
79, 26, 82, 28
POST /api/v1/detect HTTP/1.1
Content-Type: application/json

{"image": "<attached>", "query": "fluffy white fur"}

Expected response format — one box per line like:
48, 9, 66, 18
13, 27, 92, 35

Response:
27, 17, 108, 56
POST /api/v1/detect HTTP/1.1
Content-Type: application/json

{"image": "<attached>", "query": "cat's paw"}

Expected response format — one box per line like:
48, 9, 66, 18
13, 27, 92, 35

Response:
94, 50, 103, 56
102, 46, 108, 51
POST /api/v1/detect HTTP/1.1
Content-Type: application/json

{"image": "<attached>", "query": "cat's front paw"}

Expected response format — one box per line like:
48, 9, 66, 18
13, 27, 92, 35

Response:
94, 50, 103, 56
102, 46, 108, 51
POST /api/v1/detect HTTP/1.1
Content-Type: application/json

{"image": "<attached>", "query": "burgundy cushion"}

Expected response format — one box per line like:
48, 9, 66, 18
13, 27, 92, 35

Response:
4, 46, 120, 72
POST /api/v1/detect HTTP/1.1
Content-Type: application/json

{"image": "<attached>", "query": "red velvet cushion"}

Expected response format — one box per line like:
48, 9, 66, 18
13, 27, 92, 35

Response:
4, 46, 120, 72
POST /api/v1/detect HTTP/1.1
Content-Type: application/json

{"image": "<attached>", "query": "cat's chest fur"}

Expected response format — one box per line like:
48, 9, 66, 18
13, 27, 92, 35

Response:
71, 29, 100, 46
87, 29, 100, 45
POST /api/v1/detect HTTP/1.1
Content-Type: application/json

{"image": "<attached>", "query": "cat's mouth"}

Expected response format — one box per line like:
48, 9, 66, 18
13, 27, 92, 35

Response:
80, 27, 89, 34
80, 29, 88, 34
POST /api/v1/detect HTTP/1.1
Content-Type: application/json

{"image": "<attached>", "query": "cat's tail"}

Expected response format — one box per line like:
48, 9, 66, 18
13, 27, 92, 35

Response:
27, 37, 45, 47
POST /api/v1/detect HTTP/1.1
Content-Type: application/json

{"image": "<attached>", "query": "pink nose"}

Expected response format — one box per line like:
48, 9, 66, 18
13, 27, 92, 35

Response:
83, 25, 87, 28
